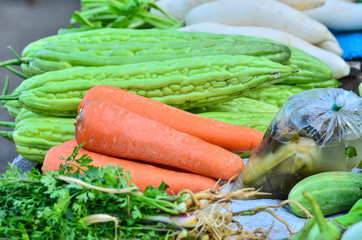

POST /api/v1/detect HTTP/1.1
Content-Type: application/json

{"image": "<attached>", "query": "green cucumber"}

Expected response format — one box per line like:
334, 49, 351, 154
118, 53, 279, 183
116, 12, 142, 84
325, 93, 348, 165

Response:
288, 171, 362, 218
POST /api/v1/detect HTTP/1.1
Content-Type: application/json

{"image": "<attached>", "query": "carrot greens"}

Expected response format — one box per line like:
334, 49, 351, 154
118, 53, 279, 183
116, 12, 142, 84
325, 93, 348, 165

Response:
0, 145, 188, 240
0, 144, 276, 239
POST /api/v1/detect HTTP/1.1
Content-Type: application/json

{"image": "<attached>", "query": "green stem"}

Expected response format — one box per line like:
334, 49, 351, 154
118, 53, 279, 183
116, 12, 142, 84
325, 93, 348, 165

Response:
302, 191, 329, 233
8, 46, 22, 62
0, 131, 14, 141
71, 11, 95, 27
0, 178, 40, 183
132, 194, 181, 215
0, 59, 21, 67
134, 8, 181, 29
148, 2, 182, 26
118, 224, 185, 233
291, 217, 316, 240
0, 93, 20, 100
0, 121, 16, 128
4, 66, 28, 79
2, 76, 10, 95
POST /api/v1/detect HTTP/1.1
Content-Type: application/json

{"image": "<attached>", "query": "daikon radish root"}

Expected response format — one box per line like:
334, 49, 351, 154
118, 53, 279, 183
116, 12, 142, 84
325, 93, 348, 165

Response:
178, 22, 350, 79
303, 0, 362, 31
317, 40, 343, 56
150, 0, 218, 21
184, 0, 340, 52
275, 0, 325, 10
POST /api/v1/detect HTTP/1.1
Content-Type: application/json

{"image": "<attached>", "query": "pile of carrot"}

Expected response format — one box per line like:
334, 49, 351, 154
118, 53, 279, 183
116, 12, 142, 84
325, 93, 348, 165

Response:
43, 85, 264, 194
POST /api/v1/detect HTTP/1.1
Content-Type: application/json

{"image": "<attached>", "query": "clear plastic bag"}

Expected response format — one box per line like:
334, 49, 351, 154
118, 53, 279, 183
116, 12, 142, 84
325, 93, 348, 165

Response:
232, 88, 362, 199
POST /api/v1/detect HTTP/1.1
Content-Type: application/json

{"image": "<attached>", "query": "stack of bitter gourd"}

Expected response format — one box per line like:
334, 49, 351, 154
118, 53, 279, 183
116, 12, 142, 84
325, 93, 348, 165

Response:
0, 28, 339, 163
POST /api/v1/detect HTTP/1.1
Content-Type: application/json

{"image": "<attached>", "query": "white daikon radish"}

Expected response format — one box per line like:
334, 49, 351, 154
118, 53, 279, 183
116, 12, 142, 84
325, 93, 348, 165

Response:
184, 0, 339, 48
275, 0, 325, 11
178, 22, 350, 79
150, 0, 218, 21
303, 0, 362, 31
317, 41, 343, 56
327, 0, 356, 2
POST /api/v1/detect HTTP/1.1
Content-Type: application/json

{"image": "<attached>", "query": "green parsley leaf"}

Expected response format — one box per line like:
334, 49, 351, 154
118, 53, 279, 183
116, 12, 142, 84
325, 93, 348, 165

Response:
345, 146, 357, 158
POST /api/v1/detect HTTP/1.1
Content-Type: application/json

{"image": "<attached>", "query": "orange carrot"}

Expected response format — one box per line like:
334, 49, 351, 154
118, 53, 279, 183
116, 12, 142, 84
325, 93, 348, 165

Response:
43, 139, 219, 194
75, 99, 244, 180
77, 85, 263, 152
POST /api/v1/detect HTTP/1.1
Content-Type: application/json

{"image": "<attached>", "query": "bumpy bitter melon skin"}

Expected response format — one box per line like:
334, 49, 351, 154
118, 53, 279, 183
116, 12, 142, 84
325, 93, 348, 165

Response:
14, 54, 292, 117
13, 117, 75, 163
242, 82, 339, 108
22, 40, 291, 77
189, 97, 278, 133
15, 108, 40, 122
288, 171, 362, 218
196, 111, 275, 133
20, 28, 333, 85
189, 96, 279, 114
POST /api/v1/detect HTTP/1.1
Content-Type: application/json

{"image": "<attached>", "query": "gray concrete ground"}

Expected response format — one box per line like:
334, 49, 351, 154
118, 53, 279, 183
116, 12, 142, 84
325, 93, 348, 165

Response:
0, 0, 80, 173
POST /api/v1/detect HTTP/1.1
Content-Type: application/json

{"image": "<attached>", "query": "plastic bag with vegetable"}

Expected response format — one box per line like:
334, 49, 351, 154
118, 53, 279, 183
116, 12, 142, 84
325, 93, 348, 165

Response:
232, 88, 362, 199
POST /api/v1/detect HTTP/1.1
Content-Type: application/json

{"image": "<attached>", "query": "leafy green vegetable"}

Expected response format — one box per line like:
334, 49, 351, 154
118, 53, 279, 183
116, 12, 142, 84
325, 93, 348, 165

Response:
292, 191, 346, 240
0, 145, 188, 240
333, 199, 362, 227
59, 0, 182, 34
345, 146, 357, 158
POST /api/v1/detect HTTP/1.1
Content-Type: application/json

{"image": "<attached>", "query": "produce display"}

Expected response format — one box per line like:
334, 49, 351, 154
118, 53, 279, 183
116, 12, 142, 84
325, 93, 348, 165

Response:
233, 88, 362, 199
0, 0, 361, 239
2, 40, 292, 77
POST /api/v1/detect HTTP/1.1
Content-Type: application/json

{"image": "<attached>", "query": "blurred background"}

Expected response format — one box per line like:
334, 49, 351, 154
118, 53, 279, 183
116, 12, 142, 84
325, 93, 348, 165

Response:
0, 0, 80, 173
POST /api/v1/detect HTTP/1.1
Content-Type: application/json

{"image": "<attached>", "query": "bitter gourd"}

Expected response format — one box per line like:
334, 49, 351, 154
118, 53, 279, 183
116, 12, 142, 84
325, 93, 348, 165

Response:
196, 112, 275, 133
189, 96, 279, 114
2, 99, 22, 118
242, 83, 340, 108
18, 28, 333, 85
15, 108, 41, 122
1, 54, 293, 117
18, 40, 291, 77
0, 117, 75, 163
190, 97, 278, 133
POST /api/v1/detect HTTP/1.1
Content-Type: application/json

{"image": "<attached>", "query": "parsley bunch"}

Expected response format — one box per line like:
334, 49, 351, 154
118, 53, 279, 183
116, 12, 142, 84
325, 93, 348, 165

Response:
0, 145, 188, 240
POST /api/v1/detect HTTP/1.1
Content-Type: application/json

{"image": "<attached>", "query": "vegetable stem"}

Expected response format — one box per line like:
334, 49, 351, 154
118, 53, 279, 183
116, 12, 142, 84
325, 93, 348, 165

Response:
0, 93, 20, 100
0, 59, 21, 67
302, 191, 329, 232
56, 175, 138, 193
143, 213, 198, 228
0, 121, 16, 128
132, 194, 182, 214
0, 131, 13, 141
2, 76, 10, 96
4, 66, 28, 79
85, 214, 118, 240
7, 46, 22, 62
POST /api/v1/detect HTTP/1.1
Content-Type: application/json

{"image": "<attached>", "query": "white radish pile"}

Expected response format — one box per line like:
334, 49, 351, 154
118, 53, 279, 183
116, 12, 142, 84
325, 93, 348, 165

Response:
183, 0, 342, 55
178, 22, 350, 79
303, 0, 362, 31
151, 0, 358, 79
275, 0, 326, 10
